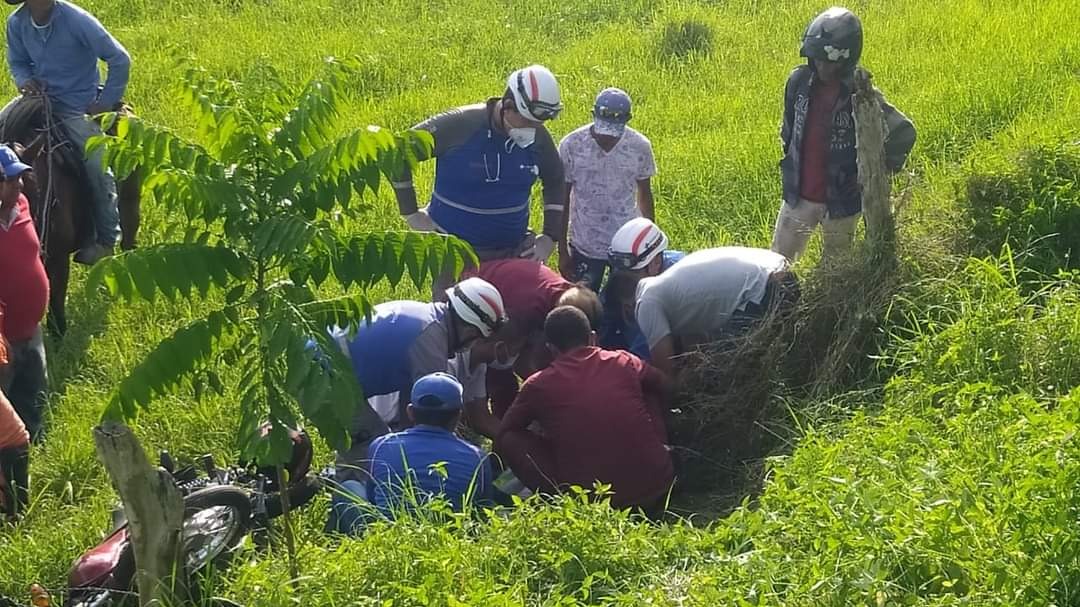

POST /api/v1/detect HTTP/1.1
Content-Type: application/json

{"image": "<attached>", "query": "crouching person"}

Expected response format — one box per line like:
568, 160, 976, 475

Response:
495, 306, 674, 513
330, 372, 494, 535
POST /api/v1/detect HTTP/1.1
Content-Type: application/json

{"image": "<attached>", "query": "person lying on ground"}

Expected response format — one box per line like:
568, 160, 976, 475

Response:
612, 246, 801, 378
771, 7, 915, 261
324, 277, 506, 484
601, 218, 684, 359
328, 372, 493, 535
463, 258, 602, 422
558, 87, 657, 292
0, 330, 30, 520
0, 145, 48, 442
392, 64, 567, 296
495, 306, 674, 513
3, 0, 131, 265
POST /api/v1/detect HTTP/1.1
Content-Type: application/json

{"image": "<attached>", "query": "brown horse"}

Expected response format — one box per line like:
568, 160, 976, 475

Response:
3, 99, 141, 337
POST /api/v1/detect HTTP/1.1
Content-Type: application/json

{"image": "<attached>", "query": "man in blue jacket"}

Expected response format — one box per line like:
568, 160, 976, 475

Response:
771, 7, 915, 261
2, 0, 130, 264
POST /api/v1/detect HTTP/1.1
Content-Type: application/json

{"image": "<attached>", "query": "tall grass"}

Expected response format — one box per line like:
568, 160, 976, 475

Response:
2, 0, 1080, 602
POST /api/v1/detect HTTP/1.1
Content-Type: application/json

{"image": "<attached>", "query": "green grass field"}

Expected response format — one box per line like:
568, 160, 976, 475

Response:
2, 0, 1080, 604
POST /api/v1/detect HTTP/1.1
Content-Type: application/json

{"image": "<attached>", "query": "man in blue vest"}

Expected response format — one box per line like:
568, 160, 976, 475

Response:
392, 65, 566, 274
330, 277, 507, 484
2, 0, 131, 264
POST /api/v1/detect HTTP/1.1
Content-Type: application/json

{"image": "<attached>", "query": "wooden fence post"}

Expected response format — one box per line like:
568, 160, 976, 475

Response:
93, 421, 185, 607
852, 67, 895, 253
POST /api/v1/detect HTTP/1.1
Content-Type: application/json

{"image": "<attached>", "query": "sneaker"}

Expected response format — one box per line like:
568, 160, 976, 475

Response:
74, 243, 114, 265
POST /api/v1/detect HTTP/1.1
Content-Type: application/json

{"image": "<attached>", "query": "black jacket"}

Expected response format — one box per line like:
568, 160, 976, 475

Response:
780, 65, 916, 218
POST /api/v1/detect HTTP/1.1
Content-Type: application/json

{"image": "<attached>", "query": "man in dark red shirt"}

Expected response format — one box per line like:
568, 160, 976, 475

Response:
0, 144, 49, 440
463, 258, 602, 436
495, 306, 674, 511
771, 8, 916, 261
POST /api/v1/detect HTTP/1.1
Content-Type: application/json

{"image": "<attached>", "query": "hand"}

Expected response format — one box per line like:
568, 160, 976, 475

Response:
558, 245, 575, 278
20, 79, 45, 95
520, 234, 556, 263
86, 102, 111, 116
403, 209, 440, 232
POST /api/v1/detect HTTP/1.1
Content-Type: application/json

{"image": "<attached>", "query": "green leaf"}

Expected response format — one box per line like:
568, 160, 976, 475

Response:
103, 310, 236, 420
88, 244, 249, 304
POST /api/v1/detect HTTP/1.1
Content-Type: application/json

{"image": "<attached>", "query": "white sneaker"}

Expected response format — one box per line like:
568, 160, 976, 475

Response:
74, 243, 114, 265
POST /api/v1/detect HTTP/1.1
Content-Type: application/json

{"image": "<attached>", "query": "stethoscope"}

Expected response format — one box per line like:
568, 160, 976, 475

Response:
482, 131, 538, 183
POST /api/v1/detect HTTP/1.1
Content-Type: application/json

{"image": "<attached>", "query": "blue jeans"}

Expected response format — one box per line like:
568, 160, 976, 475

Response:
0, 327, 48, 442
326, 479, 373, 536
569, 248, 609, 293
58, 113, 120, 247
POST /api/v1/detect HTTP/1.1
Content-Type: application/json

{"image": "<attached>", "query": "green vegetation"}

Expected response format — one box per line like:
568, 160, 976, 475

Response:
2, 0, 1080, 604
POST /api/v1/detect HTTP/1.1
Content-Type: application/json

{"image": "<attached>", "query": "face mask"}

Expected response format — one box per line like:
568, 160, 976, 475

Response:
507, 127, 536, 149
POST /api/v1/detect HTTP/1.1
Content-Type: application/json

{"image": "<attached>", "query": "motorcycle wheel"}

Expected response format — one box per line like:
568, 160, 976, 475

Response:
264, 475, 322, 519
181, 486, 251, 572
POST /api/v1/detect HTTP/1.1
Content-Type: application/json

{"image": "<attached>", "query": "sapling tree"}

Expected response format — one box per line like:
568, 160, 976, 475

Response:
84, 58, 472, 597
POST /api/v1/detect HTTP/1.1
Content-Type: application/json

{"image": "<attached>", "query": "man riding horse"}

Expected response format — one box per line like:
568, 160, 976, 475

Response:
1, 0, 131, 265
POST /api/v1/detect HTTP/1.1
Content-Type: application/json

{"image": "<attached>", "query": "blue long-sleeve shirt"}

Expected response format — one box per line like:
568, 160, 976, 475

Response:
6, 1, 130, 114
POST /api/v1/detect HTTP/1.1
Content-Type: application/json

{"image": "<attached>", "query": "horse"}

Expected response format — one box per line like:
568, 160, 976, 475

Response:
1, 96, 142, 337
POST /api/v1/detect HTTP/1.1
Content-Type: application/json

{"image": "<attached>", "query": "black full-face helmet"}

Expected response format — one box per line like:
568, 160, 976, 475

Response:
800, 7, 863, 71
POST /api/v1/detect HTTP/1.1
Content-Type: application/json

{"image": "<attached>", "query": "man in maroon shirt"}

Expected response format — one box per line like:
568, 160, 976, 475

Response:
771, 8, 916, 261
0, 144, 49, 440
462, 258, 602, 435
495, 305, 674, 511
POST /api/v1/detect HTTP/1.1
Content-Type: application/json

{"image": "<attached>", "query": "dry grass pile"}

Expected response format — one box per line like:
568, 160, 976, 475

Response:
668, 246, 907, 507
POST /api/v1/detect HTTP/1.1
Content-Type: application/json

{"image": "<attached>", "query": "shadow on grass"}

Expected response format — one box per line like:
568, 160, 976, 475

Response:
43, 278, 114, 419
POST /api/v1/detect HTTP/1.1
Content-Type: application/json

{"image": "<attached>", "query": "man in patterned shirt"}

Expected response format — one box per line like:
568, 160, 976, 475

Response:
557, 88, 657, 291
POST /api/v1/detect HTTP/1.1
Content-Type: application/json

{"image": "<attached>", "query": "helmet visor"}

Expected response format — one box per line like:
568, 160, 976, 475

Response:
515, 72, 562, 121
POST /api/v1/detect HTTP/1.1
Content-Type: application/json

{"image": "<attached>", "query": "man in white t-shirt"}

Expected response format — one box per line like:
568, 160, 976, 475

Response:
615, 247, 800, 376
557, 88, 657, 291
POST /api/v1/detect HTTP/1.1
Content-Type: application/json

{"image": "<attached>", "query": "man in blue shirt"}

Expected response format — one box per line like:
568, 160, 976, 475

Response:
2, 0, 131, 264
329, 372, 493, 535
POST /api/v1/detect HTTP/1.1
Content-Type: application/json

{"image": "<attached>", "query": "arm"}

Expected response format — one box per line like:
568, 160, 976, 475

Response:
636, 138, 657, 220
556, 136, 575, 275
536, 130, 567, 243
636, 178, 655, 221
648, 335, 676, 378
878, 90, 917, 173
496, 380, 540, 439
635, 294, 675, 377
6, 18, 33, 90
77, 12, 130, 110
779, 68, 802, 153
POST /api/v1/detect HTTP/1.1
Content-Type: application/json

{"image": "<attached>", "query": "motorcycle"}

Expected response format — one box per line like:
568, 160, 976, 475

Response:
63, 426, 322, 607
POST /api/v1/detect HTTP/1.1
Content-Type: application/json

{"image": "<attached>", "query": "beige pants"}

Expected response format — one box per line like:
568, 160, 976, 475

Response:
770, 199, 859, 261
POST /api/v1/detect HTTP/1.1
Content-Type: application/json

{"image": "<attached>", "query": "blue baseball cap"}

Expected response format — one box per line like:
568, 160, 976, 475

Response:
592, 88, 632, 137
410, 372, 464, 411
0, 145, 31, 180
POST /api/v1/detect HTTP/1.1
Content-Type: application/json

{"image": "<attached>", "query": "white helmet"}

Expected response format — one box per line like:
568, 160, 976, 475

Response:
446, 277, 508, 337
609, 218, 669, 271
506, 64, 563, 122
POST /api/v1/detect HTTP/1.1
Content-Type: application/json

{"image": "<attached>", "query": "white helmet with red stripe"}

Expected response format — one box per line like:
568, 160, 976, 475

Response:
446, 277, 508, 337
609, 218, 669, 272
506, 64, 563, 122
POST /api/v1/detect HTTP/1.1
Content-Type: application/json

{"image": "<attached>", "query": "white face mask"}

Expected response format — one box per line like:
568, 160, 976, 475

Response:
507, 127, 537, 149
